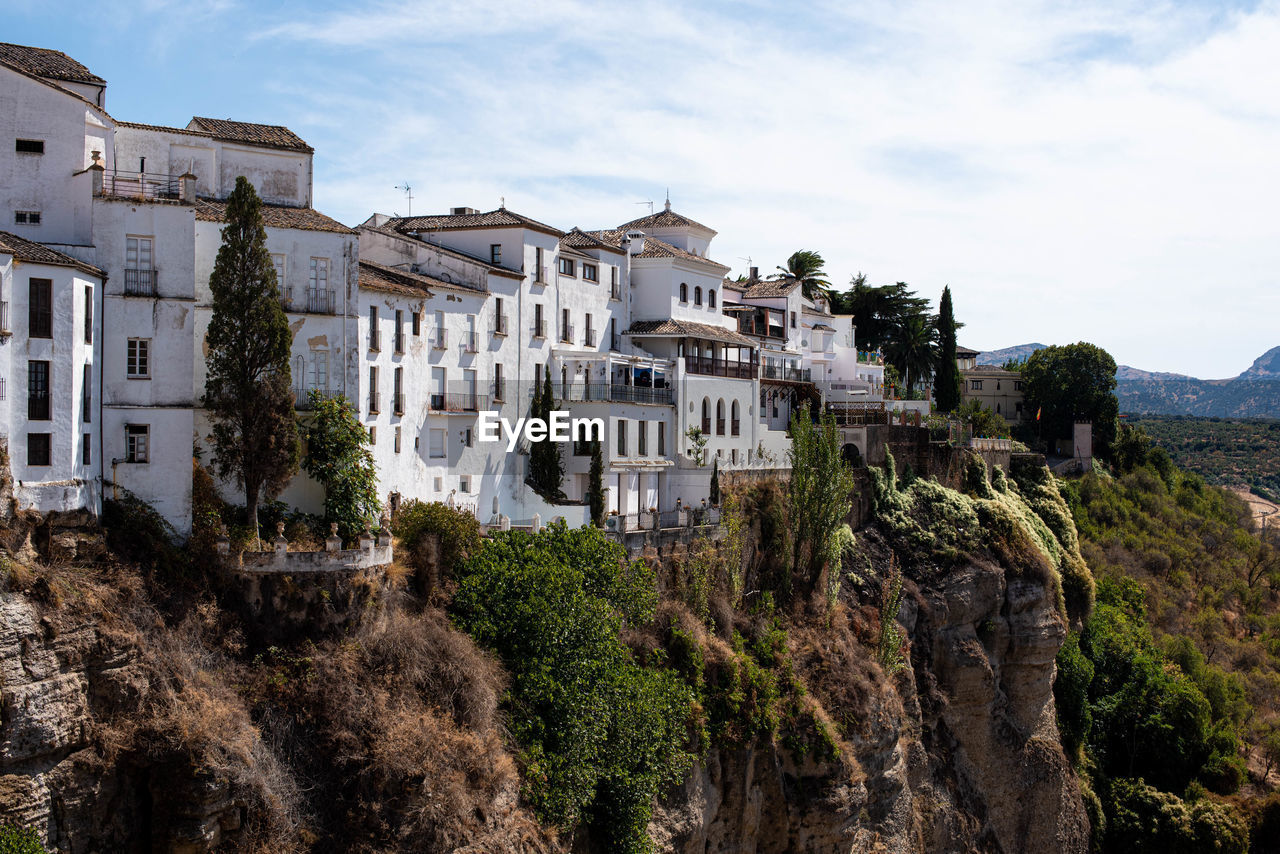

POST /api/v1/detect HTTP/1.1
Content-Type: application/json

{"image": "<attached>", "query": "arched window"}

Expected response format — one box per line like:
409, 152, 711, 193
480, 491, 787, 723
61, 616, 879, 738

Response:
680, 283, 688, 302
716, 398, 726, 435
701, 397, 711, 434
731, 400, 740, 435
709, 289, 717, 308
694, 286, 703, 306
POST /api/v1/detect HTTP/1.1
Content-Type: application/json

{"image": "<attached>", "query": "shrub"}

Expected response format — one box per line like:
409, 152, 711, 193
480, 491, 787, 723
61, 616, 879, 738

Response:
393, 500, 483, 594
0, 824, 46, 854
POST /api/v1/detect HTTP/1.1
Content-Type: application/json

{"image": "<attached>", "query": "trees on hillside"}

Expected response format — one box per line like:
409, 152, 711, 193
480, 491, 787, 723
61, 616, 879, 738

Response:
302, 390, 380, 541
775, 250, 832, 300
202, 176, 299, 537
830, 276, 931, 352
529, 365, 565, 499
1022, 342, 1119, 457
934, 286, 962, 412
787, 405, 857, 597
884, 313, 939, 396
588, 438, 605, 526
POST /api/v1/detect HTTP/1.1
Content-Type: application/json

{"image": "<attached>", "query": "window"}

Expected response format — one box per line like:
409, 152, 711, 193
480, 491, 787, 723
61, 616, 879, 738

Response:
29, 278, 52, 338
561, 308, 571, 342
369, 426, 376, 444
611, 266, 618, 287
464, 428, 473, 448
790, 311, 797, 329
460, 475, 471, 493
658, 421, 666, 456
394, 426, 402, 454
535, 247, 545, 282
394, 309, 404, 353
493, 362, 504, 401
27, 433, 50, 466
82, 433, 91, 466
125, 424, 149, 463
617, 419, 627, 456
308, 257, 331, 312
708, 289, 716, 308
429, 428, 446, 458
84, 285, 93, 343
971, 380, 983, 391
433, 476, 442, 492
125, 237, 154, 295
679, 283, 688, 303
463, 369, 477, 408
534, 303, 545, 337
412, 311, 421, 336
558, 257, 576, 277
126, 338, 150, 378
82, 363, 91, 423
694, 286, 703, 306
27, 360, 49, 420
1014, 381, 1024, 391
393, 367, 404, 414
583, 263, 598, 282
638, 420, 647, 456
368, 306, 379, 350
584, 312, 593, 346
14, 211, 40, 225
490, 244, 502, 265
271, 254, 287, 301
309, 349, 329, 393
15, 139, 44, 154
368, 366, 379, 413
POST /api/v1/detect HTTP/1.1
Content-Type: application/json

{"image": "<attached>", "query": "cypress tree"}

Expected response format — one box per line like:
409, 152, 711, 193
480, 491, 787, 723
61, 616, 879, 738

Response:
709, 455, 720, 505
529, 365, 564, 499
588, 438, 605, 526
935, 285, 963, 413
203, 176, 300, 539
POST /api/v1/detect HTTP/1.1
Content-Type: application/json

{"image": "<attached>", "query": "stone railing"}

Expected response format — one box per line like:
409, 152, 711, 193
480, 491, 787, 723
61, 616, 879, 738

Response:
218, 520, 393, 573
969, 437, 1012, 452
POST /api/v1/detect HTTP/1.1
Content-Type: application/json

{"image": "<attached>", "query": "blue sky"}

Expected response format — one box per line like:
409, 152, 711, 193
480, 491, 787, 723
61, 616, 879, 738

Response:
7, 0, 1279, 377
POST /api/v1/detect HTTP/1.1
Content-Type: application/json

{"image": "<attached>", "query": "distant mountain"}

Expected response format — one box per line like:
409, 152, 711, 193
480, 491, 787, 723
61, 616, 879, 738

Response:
1118, 346, 1280, 418
973, 343, 1280, 418
975, 343, 1046, 366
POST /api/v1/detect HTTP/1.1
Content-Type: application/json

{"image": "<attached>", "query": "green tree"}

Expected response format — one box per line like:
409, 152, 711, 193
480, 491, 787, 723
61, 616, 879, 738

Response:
775, 249, 832, 300
956, 399, 1011, 438
1021, 342, 1119, 457
884, 312, 939, 395
0, 824, 47, 854
202, 176, 300, 538
302, 390, 380, 541
685, 426, 709, 467
529, 365, 564, 499
709, 455, 720, 505
588, 438, 605, 526
830, 277, 930, 352
788, 405, 857, 596
934, 286, 962, 412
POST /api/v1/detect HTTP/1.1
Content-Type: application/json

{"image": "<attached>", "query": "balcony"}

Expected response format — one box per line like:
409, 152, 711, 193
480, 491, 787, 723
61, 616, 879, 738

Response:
101, 169, 181, 201
369, 330, 380, 352
462, 331, 478, 353
857, 350, 884, 365
559, 383, 673, 405
433, 328, 449, 350
293, 387, 341, 410
560, 324, 574, 344
367, 392, 380, 414
686, 355, 757, 379
392, 393, 404, 415
761, 364, 812, 383
123, 268, 158, 297
610, 333, 621, 351
583, 328, 595, 347
280, 286, 293, 311
494, 314, 508, 336
393, 332, 405, 355
430, 392, 486, 412
610, 284, 622, 300
533, 319, 547, 339
536, 266, 549, 284
0, 300, 8, 335
28, 391, 50, 421
491, 381, 506, 402
306, 288, 336, 314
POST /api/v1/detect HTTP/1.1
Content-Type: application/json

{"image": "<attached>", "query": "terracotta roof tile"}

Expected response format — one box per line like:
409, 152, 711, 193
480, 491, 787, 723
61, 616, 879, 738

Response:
596, 230, 730, 271
195, 199, 355, 234
617, 207, 716, 235
389, 207, 563, 238
560, 227, 624, 254
0, 231, 104, 277
0, 43, 103, 84
189, 117, 313, 153
358, 261, 437, 298
740, 277, 800, 298
625, 319, 755, 347
115, 120, 212, 139
360, 224, 525, 280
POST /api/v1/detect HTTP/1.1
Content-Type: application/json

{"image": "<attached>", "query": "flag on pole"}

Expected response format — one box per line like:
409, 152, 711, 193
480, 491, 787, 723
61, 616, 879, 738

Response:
1036, 407, 1042, 421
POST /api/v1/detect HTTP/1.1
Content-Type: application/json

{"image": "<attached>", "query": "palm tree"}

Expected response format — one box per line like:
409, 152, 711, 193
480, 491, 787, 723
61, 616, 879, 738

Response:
775, 250, 832, 301
885, 313, 939, 395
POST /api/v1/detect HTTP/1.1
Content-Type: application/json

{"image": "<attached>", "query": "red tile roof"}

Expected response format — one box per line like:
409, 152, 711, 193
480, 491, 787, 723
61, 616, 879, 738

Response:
596, 230, 730, 271
389, 207, 563, 238
0, 231, 104, 277
0, 43, 103, 84
625, 319, 755, 347
740, 277, 800, 298
194, 199, 355, 234
189, 117, 313, 153
617, 207, 716, 235
357, 261, 438, 298
560, 227, 624, 254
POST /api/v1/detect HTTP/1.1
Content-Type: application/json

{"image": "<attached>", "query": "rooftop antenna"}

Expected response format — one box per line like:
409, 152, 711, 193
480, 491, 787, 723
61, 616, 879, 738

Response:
664, 188, 671, 211
395, 182, 414, 216
499, 195, 505, 209
635, 200, 654, 214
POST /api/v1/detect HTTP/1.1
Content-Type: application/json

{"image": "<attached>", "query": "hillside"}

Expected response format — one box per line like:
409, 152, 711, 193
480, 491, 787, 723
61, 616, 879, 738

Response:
1117, 346, 1280, 418
975, 342, 1046, 365
1130, 415, 1280, 499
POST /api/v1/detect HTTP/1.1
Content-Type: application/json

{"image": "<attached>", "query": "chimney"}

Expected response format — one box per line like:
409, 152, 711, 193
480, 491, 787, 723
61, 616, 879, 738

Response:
89, 150, 104, 196
749, 266, 758, 281
625, 230, 645, 255
450, 206, 478, 216
179, 171, 197, 203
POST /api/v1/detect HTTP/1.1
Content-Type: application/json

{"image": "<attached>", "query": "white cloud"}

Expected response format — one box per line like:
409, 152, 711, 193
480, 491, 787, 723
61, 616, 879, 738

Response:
262, 0, 1279, 376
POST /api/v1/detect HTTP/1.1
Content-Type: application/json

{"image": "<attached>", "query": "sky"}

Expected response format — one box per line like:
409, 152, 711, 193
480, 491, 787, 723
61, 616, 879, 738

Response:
6, 0, 1279, 378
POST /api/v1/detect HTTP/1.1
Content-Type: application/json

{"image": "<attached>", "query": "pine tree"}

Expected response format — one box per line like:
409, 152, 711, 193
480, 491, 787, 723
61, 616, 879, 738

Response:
588, 438, 605, 526
709, 455, 720, 505
202, 176, 299, 539
935, 285, 962, 412
529, 365, 564, 499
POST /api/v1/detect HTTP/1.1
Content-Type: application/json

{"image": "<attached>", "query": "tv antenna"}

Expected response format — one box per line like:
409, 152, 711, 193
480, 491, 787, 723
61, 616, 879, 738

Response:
395, 182, 414, 216
635, 200, 654, 214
